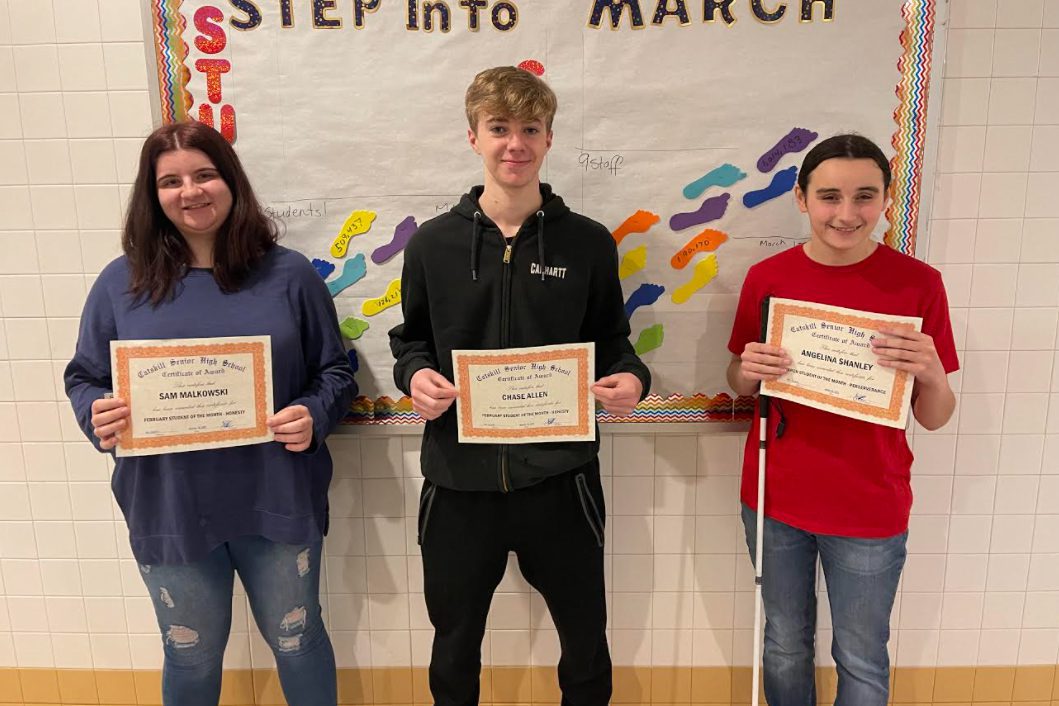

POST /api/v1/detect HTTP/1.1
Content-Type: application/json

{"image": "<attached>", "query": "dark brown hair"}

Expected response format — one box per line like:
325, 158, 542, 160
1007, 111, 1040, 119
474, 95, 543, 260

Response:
123, 121, 276, 305
798, 134, 893, 194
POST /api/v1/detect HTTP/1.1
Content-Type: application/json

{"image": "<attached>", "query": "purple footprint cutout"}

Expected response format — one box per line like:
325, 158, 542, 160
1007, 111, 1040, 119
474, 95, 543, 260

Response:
743, 166, 798, 209
669, 194, 730, 232
371, 216, 418, 265
624, 283, 665, 320
757, 127, 818, 173
312, 258, 336, 279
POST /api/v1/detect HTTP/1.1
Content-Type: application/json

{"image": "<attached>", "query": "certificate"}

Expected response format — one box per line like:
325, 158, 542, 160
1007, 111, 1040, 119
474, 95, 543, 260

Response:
110, 336, 274, 457
452, 343, 595, 444
761, 298, 922, 429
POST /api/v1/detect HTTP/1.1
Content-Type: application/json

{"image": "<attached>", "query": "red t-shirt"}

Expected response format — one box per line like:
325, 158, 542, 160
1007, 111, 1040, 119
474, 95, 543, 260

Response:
727, 244, 960, 538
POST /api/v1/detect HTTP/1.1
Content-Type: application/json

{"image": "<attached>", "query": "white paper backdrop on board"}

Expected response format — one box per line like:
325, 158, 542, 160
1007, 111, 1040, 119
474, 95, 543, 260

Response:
146, 0, 943, 422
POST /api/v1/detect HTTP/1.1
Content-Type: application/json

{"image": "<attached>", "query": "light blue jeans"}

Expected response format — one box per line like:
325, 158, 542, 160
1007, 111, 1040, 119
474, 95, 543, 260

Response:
138, 536, 336, 706
741, 504, 906, 706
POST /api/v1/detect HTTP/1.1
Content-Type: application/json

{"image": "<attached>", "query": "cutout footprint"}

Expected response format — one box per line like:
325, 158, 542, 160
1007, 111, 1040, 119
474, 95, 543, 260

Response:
326, 254, 367, 297
611, 209, 660, 245
671, 229, 729, 270
371, 216, 417, 265
619, 245, 647, 280
362, 278, 401, 317
671, 254, 719, 304
757, 127, 818, 173
347, 349, 359, 373
312, 258, 335, 279
633, 324, 664, 356
331, 210, 377, 258
682, 163, 747, 200
624, 283, 665, 320
669, 194, 730, 232
743, 166, 798, 209
339, 317, 370, 341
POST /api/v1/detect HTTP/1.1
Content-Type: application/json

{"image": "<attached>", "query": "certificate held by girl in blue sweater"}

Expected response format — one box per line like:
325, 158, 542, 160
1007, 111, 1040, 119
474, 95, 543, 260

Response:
110, 335, 275, 457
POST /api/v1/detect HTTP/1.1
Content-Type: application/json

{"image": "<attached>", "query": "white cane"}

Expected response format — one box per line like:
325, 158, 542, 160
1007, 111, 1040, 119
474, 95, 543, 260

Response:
751, 297, 772, 706
751, 390, 769, 706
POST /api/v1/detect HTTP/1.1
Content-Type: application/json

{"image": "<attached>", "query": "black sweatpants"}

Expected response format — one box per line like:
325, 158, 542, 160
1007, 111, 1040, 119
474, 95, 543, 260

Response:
418, 461, 611, 706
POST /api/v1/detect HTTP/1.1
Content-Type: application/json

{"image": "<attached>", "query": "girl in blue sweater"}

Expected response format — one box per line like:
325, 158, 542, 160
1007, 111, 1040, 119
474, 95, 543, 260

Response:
65, 121, 355, 706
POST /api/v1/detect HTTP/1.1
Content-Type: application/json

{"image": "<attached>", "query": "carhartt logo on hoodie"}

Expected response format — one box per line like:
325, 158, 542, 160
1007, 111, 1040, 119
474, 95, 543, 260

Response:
530, 262, 568, 279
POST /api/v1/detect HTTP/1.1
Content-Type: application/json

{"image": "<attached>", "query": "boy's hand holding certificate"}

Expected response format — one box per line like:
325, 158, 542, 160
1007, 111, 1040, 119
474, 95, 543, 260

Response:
110, 336, 274, 456
762, 298, 921, 428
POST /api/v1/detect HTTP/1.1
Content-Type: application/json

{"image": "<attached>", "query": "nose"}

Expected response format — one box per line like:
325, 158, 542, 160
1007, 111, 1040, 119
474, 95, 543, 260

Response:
180, 178, 203, 200
836, 200, 858, 223
506, 132, 524, 151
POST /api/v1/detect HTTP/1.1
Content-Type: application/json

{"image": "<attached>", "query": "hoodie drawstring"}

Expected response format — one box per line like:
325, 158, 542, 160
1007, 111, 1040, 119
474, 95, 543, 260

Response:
536, 210, 545, 281
471, 211, 482, 281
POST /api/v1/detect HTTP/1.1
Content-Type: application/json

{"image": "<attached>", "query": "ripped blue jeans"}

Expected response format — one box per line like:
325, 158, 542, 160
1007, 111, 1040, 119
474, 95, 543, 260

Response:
138, 536, 336, 706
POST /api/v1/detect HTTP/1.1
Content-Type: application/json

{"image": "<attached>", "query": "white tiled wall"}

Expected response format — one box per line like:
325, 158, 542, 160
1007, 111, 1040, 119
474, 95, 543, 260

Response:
0, 0, 1057, 674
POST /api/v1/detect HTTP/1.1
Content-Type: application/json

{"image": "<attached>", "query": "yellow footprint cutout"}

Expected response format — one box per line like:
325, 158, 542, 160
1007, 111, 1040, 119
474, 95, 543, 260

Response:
619, 245, 647, 280
331, 210, 377, 258
362, 279, 401, 317
671, 254, 718, 304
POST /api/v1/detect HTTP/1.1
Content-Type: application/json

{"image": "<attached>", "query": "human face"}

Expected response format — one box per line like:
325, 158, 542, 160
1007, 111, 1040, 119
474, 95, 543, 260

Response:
155, 148, 233, 245
795, 157, 889, 266
468, 115, 552, 192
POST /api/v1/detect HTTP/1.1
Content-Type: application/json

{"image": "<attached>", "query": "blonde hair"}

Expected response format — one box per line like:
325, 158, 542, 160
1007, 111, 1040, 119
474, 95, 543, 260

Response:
465, 66, 558, 131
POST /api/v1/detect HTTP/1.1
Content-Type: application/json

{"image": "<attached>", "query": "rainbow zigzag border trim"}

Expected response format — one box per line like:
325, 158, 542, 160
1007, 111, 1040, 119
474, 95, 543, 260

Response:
149, 1, 939, 425
885, 0, 937, 256
150, 0, 189, 123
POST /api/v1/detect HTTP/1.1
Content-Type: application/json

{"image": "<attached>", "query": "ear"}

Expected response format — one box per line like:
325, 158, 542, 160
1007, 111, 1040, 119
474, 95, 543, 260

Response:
794, 185, 808, 214
545, 130, 553, 151
467, 127, 480, 155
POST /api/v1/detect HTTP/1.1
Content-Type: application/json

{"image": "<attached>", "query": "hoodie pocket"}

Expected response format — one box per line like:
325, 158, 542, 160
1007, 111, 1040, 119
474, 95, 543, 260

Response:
417, 481, 438, 546
575, 472, 605, 548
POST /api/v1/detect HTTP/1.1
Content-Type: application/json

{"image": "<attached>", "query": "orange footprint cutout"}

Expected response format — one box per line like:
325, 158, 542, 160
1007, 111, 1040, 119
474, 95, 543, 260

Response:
671, 229, 729, 270
611, 210, 660, 246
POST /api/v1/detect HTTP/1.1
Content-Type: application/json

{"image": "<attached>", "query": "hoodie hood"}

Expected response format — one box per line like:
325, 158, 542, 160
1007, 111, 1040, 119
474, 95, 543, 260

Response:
452, 184, 571, 281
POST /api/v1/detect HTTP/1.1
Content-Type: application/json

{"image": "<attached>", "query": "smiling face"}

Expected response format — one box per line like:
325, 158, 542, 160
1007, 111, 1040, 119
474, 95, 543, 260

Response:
795, 157, 889, 265
468, 114, 552, 193
155, 148, 233, 247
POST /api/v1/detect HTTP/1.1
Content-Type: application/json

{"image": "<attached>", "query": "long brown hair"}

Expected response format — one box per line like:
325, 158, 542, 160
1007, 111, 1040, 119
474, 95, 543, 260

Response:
123, 121, 277, 305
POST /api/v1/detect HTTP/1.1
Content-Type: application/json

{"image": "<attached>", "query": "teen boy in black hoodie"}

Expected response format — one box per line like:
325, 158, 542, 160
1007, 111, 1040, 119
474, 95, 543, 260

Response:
389, 66, 651, 706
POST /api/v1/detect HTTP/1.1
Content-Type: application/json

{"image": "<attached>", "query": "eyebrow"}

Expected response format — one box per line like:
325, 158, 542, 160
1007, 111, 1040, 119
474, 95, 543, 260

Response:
815, 186, 881, 194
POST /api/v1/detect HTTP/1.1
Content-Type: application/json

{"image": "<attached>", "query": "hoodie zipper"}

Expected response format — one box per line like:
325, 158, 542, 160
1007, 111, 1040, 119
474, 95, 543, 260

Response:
498, 232, 516, 493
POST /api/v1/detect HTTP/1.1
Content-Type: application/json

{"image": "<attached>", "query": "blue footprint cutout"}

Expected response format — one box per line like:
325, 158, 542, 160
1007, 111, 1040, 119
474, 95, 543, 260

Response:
624, 282, 665, 320
347, 349, 359, 373
326, 253, 367, 297
743, 166, 798, 209
312, 258, 335, 279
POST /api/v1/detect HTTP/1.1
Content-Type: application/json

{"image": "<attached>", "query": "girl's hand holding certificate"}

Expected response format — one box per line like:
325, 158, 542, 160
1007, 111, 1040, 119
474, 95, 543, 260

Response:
871, 327, 946, 389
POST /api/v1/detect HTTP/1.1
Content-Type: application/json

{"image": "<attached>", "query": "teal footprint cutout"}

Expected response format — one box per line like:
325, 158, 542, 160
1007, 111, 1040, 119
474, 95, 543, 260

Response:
743, 166, 798, 209
683, 163, 747, 200
326, 253, 367, 297
624, 283, 665, 319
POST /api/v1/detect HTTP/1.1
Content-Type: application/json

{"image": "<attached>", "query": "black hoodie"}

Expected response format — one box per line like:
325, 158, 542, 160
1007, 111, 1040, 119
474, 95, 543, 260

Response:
389, 184, 651, 491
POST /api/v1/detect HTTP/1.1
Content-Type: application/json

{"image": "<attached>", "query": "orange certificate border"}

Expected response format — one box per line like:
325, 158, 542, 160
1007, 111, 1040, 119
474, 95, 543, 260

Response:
114, 341, 270, 450
456, 346, 592, 441
764, 302, 916, 423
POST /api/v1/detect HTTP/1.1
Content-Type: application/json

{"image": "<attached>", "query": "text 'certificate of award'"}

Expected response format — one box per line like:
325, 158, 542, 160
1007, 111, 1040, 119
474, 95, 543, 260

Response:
111, 336, 274, 457
762, 298, 922, 429
452, 343, 595, 444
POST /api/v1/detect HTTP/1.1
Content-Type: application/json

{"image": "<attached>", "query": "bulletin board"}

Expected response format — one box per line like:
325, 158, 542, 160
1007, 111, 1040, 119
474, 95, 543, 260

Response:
146, 0, 945, 423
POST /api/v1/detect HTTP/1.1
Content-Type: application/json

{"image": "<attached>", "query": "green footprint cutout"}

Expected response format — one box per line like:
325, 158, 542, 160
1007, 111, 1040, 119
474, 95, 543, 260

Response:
634, 324, 664, 355
340, 317, 370, 340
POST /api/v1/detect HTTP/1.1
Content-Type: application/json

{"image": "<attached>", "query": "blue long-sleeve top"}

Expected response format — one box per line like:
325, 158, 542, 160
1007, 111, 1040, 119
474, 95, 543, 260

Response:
64, 246, 357, 566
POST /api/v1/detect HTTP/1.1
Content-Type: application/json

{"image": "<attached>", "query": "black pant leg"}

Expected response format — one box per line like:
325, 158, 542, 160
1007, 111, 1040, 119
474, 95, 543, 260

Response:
511, 463, 612, 706
420, 482, 509, 706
